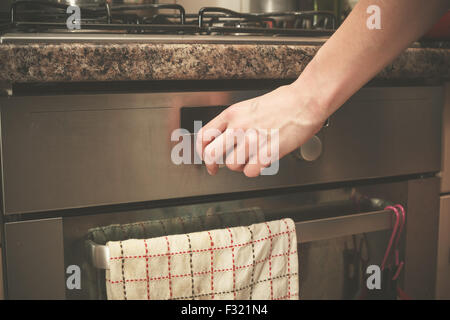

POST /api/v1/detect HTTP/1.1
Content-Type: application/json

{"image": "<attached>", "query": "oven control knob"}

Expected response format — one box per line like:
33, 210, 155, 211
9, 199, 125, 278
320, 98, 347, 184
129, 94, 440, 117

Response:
295, 135, 322, 162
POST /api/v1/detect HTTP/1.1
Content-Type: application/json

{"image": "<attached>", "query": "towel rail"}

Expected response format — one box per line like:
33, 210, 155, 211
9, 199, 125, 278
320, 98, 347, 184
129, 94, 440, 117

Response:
89, 240, 110, 270
88, 208, 394, 270
295, 209, 393, 244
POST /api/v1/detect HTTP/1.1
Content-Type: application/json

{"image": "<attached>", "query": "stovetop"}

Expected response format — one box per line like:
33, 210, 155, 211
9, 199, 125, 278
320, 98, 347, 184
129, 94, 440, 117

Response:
1, 1, 447, 48
0, 1, 337, 42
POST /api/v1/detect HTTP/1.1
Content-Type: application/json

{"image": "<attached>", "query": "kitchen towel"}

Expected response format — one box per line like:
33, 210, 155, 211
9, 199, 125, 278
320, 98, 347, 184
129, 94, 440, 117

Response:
105, 218, 299, 300
87, 207, 265, 245
85, 207, 265, 300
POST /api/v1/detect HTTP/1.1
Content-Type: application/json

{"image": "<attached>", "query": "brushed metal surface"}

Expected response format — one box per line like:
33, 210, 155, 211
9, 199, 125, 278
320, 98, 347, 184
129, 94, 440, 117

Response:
0, 0, 10, 11
437, 194, 450, 299
88, 240, 110, 270
0, 32, 328, 44
441, 83, 450, 193
404, 177, 440, 299
296, 135, 322, 162
240, 0, 300, 13
0, 247, 3, 300
4, 218, 66, 299
296, 209, 393, 243
0, 86, 442, 215
23, 0, 105, 5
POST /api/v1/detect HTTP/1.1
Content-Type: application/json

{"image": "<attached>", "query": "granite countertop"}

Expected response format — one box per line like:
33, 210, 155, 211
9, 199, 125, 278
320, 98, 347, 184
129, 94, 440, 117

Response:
0, 40, 449, 83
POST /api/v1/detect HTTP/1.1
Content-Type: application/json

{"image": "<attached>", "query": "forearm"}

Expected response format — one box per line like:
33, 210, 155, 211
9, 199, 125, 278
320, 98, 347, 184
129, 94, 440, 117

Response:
198, 0, 448, 177
292, 0, 448, 120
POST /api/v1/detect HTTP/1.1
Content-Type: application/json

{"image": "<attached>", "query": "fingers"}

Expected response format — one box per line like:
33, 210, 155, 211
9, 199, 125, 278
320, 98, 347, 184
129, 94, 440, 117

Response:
224, 140, 247, 172
224, 129, 279, 177
195, 105, 280, 178
203, 130, 233, 175
195, 110, 228, 162
199, 125, 279, 177
224, 130, 257, 172
243, 150, 271, 177
243, 132, 275, 177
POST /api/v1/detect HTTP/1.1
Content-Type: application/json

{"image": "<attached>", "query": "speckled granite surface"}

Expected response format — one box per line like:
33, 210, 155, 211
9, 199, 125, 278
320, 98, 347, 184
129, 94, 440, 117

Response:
0, 42, 448, 83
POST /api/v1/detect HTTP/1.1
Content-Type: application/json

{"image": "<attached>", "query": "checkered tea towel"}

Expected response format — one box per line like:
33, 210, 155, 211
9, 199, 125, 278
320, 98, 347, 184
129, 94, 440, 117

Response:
106, 218, 299, 300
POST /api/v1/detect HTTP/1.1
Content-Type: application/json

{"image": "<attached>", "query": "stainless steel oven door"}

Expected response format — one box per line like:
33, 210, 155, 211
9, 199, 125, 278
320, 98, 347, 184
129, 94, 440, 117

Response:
3, 177, 441, 299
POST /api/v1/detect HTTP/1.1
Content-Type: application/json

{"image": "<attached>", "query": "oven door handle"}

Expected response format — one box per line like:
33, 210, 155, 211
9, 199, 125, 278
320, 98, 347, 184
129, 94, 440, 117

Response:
295, 209, 393, 244
87, 207, 395, 270
87, 240, 110, 270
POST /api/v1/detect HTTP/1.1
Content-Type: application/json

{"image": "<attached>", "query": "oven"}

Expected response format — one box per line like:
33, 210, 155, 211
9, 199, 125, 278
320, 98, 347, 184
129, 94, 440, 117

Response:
0, 85, 443, 299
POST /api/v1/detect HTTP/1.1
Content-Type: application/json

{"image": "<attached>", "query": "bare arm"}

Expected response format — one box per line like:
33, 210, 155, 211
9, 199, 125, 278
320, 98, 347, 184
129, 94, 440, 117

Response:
294, 0, 449, 118
197, 0, 449, 177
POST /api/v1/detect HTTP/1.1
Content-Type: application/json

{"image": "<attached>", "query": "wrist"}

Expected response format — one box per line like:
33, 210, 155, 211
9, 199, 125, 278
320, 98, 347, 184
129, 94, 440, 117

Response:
288, 59, 336, 126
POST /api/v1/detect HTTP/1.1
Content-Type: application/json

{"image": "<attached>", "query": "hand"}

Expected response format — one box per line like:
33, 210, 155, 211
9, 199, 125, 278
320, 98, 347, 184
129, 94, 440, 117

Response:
195, 83, 329, 177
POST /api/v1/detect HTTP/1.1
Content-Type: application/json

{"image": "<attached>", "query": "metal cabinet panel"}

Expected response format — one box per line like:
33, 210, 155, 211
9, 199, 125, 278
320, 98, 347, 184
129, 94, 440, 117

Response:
437, 195, 450, 299
441, 83, 450, 193
4, 218, 66, 299
0, 247, 3, 300
404, 177, 440, 299
0, 87, 442, 214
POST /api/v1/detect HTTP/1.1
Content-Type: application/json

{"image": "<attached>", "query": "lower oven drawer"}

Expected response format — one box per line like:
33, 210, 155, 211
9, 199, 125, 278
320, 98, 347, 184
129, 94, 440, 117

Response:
0, 86, 442, 214
3, 182, 413, 300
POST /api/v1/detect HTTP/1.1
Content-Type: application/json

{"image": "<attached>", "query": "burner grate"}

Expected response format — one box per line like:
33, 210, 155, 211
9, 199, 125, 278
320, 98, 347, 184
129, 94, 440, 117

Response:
3, 0, 337, 37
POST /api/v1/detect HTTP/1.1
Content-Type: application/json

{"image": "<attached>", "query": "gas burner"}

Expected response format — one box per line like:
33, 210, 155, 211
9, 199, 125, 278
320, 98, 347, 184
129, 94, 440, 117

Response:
1, 0, 337, 37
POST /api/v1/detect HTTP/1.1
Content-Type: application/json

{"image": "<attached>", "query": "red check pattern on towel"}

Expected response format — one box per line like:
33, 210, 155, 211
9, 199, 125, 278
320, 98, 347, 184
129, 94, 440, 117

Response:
105, 218, 299, 300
